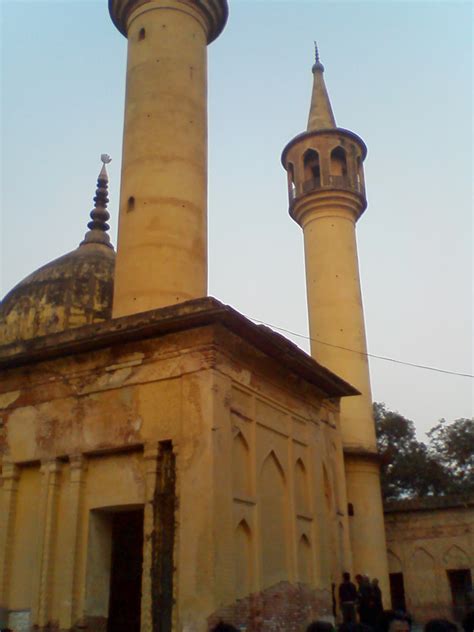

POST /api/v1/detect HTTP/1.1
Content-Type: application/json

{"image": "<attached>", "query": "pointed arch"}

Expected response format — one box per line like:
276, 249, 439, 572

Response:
443, 544, 470, 569
259, 450, 287, 587
297, 534, 313, 584
356, 155, 365, 192
295, 458, 310, 515
235, 519, 253, 598
233, 431, 251, 497
260, 449, 285, 479
330, 146, 347, 178
288, 162, 295, 186
387, 549, 402, 574
411, 548, 436, 605
322, 463, 332, 510
303, 148, 321, 184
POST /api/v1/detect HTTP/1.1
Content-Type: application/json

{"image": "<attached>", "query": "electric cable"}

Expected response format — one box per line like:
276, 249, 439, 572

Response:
248, 316, 474, 379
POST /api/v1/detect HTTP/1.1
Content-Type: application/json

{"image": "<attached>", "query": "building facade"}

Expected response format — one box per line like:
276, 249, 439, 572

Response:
1, 1, 391, 631
385, 497, 474, 625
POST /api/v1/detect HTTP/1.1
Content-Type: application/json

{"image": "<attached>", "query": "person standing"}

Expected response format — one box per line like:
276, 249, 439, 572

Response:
339, 572, 358, 624
358, 575, 375, 626
372, 578, 384, 620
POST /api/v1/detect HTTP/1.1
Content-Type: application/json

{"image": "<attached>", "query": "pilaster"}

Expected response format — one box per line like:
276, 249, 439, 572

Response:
31, 459, 62, 628
141, 442, 160, 632
0, 462, 20, 615
59, 455, 87, 629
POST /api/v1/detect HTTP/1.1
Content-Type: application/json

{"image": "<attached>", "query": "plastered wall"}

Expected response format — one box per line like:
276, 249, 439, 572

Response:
0, 323, 350, 631
385, 502, 474, 623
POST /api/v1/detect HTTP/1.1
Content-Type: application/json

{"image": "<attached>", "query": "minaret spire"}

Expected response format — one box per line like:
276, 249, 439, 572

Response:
80, 154, 114, 249
307, 42, 336, 131
314, 41, 321, 66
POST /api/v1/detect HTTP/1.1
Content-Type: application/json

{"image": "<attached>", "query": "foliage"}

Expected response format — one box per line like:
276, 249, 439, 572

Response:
373, 403, 474, 500
427, 417, 474, 493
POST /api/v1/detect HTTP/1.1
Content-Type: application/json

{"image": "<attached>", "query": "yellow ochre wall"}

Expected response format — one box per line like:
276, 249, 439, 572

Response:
0, 322, 349, 631
385, 501, 474, 624
111, 0, 227, 317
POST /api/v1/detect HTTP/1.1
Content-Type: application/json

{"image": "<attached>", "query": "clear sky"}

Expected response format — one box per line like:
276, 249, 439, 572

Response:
1, 1, 472, 438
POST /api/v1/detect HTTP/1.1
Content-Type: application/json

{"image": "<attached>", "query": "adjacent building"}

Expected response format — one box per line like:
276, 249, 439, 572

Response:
5, 2, 468, 631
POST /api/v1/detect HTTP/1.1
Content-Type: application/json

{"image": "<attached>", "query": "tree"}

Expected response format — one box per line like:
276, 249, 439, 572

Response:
373, 403, 458, 501
427, 417, 474, 494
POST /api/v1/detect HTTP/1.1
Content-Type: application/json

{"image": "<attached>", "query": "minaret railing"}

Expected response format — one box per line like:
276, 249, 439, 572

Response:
290, 175, 365, 203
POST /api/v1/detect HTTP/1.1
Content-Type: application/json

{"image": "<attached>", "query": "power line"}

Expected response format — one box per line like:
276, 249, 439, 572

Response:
248, 317, 474, 379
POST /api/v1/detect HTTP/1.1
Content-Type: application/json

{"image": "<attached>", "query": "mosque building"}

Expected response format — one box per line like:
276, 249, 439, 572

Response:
0, 0, 436, 630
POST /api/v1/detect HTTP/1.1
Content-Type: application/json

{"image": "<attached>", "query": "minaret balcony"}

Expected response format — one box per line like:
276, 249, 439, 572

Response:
290, 175, 365, 205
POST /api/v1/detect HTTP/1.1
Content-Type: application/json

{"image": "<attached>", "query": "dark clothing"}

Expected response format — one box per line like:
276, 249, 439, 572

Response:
372, 584, 383, 616
358, 583, 376, 626
463, 610, 474, 632
340, 581, 358, 603
339, 580, 358, 624
341, 601, 357, 624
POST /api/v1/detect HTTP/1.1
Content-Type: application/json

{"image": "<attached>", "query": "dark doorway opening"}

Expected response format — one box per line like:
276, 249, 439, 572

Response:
389, 572, 406, 612
107, 509, 144, 632
447, 569, 472, 621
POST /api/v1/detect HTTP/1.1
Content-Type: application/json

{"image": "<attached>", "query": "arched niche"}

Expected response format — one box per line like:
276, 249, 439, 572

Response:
259, 450, 288, 587
330, 146, 347, 178
233, 431, 251, 498
322, 464, 332, 511
287, 161, 296, 197
235, 519, 253, 598
411, 548, 436, 605
297, 534, 313, 584
356, 155, 365, 192
303, 149, 321, 184
387, 549, 403, 574
443, 545, 470, 569
295, 458, 310, 515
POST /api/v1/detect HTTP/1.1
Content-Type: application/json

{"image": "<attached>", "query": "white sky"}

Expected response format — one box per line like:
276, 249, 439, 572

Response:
1, 1, 472, 438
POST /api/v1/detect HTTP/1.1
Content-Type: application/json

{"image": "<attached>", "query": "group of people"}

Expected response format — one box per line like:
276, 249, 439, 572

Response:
209, 573, 474, 632
338, 572, 384, 627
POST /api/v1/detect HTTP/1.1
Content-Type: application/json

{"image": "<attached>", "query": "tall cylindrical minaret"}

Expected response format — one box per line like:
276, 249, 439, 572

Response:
281, 48, 389, 595
110, 0, 228, 317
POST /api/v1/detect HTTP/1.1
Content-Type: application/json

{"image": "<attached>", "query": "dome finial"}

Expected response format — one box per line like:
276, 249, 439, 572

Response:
312, 41, 325, 73
80, 155, 114, 249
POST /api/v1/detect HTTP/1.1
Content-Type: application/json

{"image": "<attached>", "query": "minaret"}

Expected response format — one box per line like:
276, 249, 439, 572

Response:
281, 46, 389, 593
109, 0, 228, 317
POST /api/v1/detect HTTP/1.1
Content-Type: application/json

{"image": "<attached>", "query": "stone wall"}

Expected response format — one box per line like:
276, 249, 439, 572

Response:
384, 497, 474, 624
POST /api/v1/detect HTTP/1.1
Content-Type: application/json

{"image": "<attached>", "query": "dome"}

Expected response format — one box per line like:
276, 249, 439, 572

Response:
0, 157, 116, 346
0, 244, 115, 345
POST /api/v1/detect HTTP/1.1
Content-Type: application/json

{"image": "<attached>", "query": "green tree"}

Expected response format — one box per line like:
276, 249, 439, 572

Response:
427, 417, 474, 494
373, 403, 450, 501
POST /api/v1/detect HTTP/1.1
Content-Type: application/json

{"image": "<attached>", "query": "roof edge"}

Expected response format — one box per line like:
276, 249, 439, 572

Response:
384, 494, 474, 514
0, 297, 358, 399
281, 127, 367, 167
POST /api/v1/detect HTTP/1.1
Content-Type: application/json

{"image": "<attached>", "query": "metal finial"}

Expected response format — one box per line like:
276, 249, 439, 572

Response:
312, 41, 324, 73
80, 156, 113, 249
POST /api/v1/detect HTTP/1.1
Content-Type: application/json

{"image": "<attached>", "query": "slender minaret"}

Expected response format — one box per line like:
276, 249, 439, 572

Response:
281, 46, 389, 595
109, 0, 228, 317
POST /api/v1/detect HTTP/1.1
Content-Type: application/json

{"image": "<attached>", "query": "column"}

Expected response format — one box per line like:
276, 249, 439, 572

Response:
0, 462, 20, 624
59, 455, 87, 629
31, 459, 62, 627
